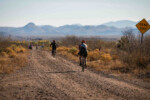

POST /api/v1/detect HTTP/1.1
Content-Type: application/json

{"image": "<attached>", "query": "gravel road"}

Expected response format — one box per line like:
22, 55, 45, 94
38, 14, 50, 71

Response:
0, 50, 150, 100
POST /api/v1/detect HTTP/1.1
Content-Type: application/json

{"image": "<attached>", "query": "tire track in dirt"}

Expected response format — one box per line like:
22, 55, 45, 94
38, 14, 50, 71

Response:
0, 50, 150, 100
31, 51, 107, 100
36, 50, 150, 100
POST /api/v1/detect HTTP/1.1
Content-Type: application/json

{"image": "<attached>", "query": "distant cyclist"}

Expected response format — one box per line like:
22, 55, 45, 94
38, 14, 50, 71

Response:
50, 40, 57, 56
78, 40, 88, 66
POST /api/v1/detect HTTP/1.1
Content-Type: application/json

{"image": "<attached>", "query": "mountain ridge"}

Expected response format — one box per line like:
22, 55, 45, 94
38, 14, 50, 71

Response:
103, 20, 150, 28
0, 20, 150, 37
0, 22, 123, 37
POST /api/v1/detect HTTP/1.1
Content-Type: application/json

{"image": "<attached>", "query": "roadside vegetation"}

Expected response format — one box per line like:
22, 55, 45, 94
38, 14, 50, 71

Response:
0, 36, 27, 74
1, 29, 149, 81
53, 31, 150, 81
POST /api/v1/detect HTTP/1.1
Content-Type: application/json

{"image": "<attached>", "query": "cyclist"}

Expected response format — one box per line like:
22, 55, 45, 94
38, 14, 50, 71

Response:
50, 40, 57, 56
29, 44, 32, 49
78, 40, 88, 66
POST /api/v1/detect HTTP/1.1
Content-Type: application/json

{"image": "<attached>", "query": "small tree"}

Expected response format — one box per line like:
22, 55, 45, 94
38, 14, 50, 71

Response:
61, 35, 80, 46
117, 29, 150, 69
117, 36, 129, 50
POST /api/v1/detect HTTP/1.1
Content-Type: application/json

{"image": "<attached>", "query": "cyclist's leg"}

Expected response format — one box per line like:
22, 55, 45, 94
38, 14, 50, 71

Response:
84, 52, 87, 67
84, 57, 87, 67
54, 47, 56, 53
52, 48, 54, 54
54, 49, 56, 56
79, 55, 81, 66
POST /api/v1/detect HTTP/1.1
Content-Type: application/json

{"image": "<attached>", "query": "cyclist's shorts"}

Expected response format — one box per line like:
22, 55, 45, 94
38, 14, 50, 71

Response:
79, 51, 87, 57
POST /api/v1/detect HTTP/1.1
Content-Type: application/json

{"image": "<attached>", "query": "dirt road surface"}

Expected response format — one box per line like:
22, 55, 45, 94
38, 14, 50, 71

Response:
0, 50, 150, 100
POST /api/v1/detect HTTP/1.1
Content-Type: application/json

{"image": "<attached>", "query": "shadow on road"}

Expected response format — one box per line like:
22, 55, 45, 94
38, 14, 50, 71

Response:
45, 71, 77, 74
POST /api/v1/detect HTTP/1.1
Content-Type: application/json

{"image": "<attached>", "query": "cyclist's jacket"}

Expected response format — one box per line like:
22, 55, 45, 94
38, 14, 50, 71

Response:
79, 43, 88, 57
50, 42, 57, 50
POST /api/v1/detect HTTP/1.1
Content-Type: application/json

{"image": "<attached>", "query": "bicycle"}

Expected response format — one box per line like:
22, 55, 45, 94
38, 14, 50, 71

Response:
81, 56, 86, 72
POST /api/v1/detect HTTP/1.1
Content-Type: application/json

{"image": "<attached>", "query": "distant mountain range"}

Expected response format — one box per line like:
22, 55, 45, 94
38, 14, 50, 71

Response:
103, 20, 150, 28
0, 20, 150, 38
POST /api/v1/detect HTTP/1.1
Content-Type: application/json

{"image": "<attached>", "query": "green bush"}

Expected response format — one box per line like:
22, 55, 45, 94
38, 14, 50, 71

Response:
68, 47, 78, 55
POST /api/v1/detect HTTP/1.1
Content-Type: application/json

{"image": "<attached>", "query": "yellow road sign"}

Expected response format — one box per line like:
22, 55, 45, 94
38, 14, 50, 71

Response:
136, 19, 150, 34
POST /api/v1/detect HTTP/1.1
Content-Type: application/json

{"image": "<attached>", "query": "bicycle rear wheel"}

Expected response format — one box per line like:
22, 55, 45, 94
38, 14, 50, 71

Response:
81, 57, 85, 72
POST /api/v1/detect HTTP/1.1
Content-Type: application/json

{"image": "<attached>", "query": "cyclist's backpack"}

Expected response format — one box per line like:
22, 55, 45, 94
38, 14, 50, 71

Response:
80, 46, 87, 57
51, 42, 56, 49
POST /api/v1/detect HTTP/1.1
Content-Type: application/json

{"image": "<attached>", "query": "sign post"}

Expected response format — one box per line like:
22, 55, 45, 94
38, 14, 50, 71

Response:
141, 34, 143, 44
136, 18, 150, 44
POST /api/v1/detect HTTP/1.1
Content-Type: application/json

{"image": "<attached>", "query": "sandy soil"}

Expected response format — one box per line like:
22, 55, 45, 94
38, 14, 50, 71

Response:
0, 49, 150, 100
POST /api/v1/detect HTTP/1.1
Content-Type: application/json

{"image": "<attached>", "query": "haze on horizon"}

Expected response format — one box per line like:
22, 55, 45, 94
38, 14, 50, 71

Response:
0, 0, 150, 27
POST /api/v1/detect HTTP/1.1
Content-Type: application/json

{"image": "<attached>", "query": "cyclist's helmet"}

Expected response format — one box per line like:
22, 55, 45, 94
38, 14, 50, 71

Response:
82, 40, 85, 43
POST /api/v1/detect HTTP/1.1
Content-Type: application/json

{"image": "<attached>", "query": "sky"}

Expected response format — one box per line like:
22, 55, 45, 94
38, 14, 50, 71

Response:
0, 0, 150, 27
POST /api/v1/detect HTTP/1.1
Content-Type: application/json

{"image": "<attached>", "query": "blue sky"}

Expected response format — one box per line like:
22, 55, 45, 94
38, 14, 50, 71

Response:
0, 0, 150, 27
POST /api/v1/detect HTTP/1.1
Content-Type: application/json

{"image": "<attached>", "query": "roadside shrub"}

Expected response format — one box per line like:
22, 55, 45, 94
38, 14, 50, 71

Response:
61, 35, 80, 47
117, 36, 129, 49
0, 35, 27, 74
58, 51, 79, 62
111, 54, 119, 60
100, 53, 112, 62
0, 58, 13, 74
0, 52, 8, 57
9, 52, 16, 58
0, 54, 27, 74
136, 56, 150, 69
0, 40, 11, 52
57, 46, 70, 52
10, 44, 17, 50
5, 47, 15, 54
88, 49, 100, 61
11, 45, 25, 53
19, 48, 25, 53
87, 39, 103, 50
68, 47, 78, 55
117, 29, 150, 70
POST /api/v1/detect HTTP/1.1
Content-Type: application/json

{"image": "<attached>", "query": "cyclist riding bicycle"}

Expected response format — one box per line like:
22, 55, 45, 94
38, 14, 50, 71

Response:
50, 40, 57, 56
78, 40, 88, 66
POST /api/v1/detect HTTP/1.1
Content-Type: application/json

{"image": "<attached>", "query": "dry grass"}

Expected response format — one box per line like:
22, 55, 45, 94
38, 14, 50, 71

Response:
57, 46, 70, 52
0, 54, 27, 74
0, 52, 8, 57
44, 34, 150, 81
116, 31, 150, 80
87, 59, 123, 74
88, 49, 100, 61
0, 43, 28, 74
58, 51, 79, 62
57, 42, 150, 81
43, 47, 52, 51
57, 45, 124, 74
68, 47, 78, 56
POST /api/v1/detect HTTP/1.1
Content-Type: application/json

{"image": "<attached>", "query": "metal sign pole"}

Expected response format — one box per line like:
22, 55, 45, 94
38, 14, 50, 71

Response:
141, 34, 143, 45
